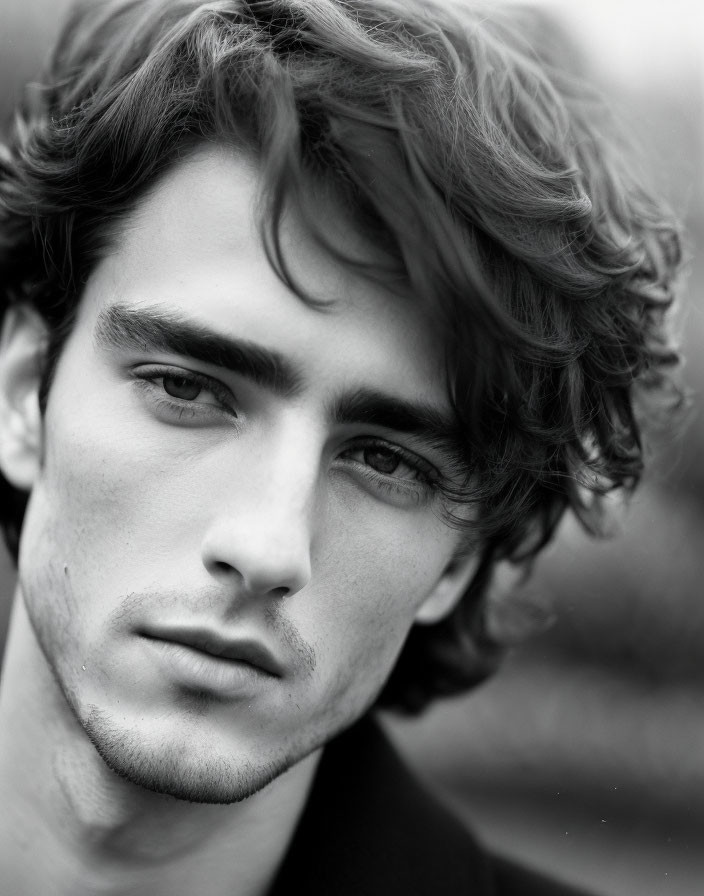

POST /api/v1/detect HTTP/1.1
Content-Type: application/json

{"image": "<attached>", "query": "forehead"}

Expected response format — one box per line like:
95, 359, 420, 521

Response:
79, 145, 450, 412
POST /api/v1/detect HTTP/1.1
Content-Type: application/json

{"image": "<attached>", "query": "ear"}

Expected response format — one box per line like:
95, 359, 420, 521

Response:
414, 552, 480, 626
0, 305, 46, 490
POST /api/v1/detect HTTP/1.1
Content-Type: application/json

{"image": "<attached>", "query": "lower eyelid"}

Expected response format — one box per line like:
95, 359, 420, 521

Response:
132, 376, 237, 422
360, 469, 435, 507
339, 455, 435, 497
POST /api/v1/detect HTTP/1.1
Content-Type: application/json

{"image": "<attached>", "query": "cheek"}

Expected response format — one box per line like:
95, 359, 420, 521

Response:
17, 421, 141, 655
302, 509, 450, 696
24, 386, 194, 602
319, 495, 451, 624
41, 425, 147, 553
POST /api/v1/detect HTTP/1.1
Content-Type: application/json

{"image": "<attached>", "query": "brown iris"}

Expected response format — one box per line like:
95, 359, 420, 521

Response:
162, 374, 201, 401
364, 446, 402, 475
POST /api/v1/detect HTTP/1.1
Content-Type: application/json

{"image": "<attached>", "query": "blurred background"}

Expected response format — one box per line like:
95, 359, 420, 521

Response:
1, 1, 702, 894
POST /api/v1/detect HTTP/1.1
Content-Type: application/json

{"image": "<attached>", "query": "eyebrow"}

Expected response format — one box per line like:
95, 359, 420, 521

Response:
95, 304, 303, 397
95, 303, 467, 463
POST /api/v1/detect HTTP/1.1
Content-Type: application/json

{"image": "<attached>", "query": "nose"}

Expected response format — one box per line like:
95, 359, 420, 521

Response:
200, 440, 316, 599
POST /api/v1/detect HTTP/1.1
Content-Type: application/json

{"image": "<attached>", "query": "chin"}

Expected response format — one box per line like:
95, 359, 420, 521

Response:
81, 705, 295, 804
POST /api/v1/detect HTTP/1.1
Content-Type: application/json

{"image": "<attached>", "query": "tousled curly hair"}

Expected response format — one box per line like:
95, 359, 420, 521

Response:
0, 0, 684, 711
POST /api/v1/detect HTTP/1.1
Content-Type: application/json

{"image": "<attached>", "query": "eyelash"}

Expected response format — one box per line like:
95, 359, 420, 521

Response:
339, 439, 440, 503
131, 365, 238, 421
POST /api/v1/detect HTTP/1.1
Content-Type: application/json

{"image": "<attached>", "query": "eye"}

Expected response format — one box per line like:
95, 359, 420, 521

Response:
162, 373, 203, 402
338, 439, 438, 506
338, 438, 439, 506
356, 444, 420, 479
131, 364, 238, 423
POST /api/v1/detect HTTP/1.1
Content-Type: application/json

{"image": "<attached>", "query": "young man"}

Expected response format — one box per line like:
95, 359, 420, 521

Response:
0, 1, 682, 893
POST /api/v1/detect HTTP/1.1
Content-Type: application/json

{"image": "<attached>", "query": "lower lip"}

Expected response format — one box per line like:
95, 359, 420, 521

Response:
142, 638, 276, 697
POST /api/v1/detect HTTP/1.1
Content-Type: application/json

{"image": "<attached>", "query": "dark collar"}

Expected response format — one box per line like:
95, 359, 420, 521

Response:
268, 715, 494, 895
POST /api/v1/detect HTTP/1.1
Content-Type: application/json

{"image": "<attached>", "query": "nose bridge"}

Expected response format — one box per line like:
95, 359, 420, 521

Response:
200, 425, 320, 597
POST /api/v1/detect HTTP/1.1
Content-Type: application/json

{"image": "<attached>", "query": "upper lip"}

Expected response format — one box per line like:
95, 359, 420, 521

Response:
141, 626, 284, 677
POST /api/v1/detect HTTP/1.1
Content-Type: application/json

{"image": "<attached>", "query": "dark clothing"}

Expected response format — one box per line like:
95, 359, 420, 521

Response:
270, 716, 596, 895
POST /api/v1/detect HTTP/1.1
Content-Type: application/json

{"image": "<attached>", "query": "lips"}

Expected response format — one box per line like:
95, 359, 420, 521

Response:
139, 626, 284, 677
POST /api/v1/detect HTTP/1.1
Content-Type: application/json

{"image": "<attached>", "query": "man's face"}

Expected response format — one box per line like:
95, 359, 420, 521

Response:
14, 148, 472, 802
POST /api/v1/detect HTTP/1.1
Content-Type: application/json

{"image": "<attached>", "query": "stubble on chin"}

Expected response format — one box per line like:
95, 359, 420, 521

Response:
81, 704, 292, 805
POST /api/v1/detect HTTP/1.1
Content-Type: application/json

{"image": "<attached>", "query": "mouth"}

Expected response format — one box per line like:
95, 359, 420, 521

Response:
139, 626, 284, 683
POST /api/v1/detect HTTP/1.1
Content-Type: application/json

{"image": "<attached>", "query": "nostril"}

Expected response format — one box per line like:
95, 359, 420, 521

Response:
269, 586, 289, 600
205, 559, 293, 599
212, 560, 235, 576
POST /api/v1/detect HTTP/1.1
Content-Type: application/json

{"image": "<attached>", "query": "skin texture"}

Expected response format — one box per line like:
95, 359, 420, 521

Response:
3, 147, 477, 823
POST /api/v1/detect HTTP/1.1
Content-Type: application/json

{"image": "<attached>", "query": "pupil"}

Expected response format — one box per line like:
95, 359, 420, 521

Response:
163, 375, 201, 401
364, 447, 400, 475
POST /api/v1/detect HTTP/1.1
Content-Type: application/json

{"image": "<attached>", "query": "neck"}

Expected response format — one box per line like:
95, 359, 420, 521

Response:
0, 591, 319, 896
